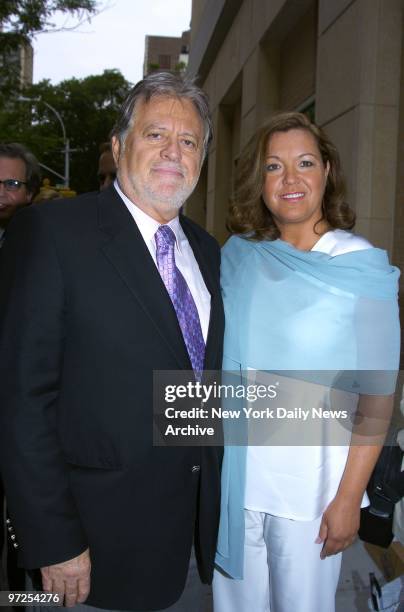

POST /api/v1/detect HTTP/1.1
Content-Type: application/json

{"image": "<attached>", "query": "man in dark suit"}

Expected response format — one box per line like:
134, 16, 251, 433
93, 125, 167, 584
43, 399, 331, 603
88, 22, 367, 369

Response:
0, 72, 224, 611
0, 143, 40, 596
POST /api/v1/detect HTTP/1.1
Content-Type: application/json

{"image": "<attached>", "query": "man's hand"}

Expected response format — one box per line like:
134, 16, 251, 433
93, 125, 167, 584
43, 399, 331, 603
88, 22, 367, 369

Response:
316, 495, 360, 560
41, 548, 91, 607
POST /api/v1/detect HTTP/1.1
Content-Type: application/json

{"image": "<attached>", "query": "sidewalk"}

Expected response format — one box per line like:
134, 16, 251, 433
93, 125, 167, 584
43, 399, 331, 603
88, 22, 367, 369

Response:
336, 539, 384, 611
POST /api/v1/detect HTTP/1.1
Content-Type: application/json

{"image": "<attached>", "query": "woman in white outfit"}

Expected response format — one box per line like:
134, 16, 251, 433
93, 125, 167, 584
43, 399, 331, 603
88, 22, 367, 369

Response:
213, 112, 400, 612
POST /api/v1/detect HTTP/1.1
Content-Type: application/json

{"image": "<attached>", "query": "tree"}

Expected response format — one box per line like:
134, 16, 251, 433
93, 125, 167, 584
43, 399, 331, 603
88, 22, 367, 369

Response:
0, 69, 132, 193
0, 1, 100, 91
0, 1, 99, 46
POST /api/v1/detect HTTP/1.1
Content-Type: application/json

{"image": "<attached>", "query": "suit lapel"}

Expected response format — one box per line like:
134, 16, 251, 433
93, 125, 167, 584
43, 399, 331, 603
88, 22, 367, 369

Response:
97, 187, 191, 370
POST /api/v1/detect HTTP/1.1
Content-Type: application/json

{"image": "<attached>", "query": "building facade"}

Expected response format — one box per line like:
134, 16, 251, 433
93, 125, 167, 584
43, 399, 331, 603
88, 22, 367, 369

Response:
143, 30, 190, 76
0, 41, 33, 89
18, 42, 33, 86
186, 0, 404, 292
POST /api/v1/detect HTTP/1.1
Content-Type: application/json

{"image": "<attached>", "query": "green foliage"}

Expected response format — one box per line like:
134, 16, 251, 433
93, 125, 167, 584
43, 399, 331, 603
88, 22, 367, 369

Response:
174, 62, 187, 73
0, 1, 99, 92
0, 69, 132, 193
0, 1, 98, 46
0, 1, 126, 193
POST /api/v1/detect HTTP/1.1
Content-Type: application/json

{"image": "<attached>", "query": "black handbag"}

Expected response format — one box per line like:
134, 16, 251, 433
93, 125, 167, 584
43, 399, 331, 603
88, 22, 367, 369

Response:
359, 443, 404, 548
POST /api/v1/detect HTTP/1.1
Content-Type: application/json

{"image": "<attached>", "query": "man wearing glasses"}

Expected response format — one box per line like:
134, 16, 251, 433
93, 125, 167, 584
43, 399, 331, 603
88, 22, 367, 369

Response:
0, 142, 40, 596
0, 143, 41, 248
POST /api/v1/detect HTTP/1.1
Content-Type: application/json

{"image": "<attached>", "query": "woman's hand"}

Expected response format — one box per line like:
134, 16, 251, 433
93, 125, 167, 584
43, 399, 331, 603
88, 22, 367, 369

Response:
316, 495, 361, 559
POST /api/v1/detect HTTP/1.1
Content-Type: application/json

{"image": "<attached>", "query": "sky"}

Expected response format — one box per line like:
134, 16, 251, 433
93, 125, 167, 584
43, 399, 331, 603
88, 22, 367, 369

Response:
32, 0, 192, 86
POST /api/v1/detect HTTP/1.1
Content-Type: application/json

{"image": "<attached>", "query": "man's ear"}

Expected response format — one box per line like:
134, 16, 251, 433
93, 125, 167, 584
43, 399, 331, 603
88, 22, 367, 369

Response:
111, 136, 121, 166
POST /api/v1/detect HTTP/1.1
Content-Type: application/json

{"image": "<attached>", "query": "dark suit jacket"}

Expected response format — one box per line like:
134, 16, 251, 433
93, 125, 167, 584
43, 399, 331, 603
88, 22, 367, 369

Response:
0, 186, 224, 611
0, 240, 28, 597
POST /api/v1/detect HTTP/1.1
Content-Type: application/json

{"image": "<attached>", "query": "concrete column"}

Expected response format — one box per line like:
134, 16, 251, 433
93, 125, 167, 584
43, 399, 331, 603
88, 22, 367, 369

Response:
240, 44, 281, 149
316, 0, 403, 254
393, 11, 404, 280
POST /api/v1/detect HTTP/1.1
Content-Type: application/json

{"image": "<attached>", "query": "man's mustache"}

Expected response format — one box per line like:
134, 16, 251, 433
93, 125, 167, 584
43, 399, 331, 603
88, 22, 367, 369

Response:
151, 163, 186, 177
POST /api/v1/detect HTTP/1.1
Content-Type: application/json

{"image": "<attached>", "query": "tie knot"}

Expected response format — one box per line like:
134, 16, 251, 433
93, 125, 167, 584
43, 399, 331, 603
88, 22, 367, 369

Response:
155, 225, 176, 250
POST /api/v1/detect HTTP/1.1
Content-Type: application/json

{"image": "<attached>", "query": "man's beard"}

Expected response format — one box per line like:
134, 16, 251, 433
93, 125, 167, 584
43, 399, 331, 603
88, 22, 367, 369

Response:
128, 170, 199, 212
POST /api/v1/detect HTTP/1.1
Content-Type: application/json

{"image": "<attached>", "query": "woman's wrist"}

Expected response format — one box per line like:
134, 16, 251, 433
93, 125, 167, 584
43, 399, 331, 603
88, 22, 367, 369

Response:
333, 487, 363, 507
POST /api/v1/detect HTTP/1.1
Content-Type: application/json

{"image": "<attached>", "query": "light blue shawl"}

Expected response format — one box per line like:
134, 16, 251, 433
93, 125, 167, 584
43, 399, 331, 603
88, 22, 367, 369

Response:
215, 235, 400, 579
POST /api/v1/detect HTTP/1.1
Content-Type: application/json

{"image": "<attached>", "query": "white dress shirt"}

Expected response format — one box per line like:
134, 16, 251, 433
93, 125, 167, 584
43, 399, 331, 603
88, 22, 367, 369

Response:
114, 181, 211, 342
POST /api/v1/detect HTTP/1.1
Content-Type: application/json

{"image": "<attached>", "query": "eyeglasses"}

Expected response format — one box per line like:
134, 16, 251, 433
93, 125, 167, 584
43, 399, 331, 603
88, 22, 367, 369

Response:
0, 179, 27, 191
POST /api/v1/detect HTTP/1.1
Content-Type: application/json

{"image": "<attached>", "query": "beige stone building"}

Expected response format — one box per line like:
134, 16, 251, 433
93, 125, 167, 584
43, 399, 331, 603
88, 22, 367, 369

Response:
186, 0, 404, 286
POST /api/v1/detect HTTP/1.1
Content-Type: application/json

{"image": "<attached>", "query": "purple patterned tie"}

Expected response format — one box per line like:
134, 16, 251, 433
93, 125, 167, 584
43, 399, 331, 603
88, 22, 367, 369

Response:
155, 225, 206, 378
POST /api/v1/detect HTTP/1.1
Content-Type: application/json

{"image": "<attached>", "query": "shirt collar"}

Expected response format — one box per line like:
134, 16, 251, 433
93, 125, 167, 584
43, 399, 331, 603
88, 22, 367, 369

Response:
113, 180, 183, 253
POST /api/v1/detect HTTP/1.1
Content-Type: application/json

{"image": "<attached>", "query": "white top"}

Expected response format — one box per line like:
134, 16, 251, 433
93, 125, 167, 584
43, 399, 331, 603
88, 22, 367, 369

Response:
114, 181, 211, 342
244, 230, 373, 520
311, 228, 372, 256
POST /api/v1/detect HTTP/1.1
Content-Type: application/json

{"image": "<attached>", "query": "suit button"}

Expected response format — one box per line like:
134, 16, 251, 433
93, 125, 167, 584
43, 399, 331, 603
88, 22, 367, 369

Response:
7, 526, 13, 532
10, 534, 16, 540
13, 542, 19, 549
191, 465, 200, 473
6, 518, 11, 525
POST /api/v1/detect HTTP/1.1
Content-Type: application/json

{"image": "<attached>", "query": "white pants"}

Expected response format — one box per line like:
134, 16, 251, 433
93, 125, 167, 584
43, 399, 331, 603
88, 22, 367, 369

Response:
213, 509, 342, 612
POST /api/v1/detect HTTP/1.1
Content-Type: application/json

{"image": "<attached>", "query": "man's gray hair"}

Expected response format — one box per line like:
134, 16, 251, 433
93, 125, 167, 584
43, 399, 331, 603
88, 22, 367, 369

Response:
111, 71, 213, 159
